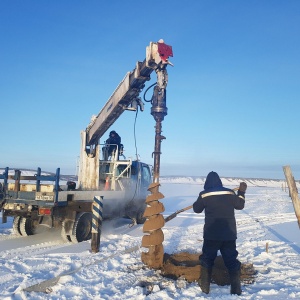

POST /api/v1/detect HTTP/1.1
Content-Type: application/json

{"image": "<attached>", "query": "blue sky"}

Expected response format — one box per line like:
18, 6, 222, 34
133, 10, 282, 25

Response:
1, 1, 299, 179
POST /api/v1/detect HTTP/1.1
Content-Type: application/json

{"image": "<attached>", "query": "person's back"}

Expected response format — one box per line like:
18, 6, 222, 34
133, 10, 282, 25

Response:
105, 130, 121, 158
193, 171, 247, 295
194, 172, 244, 241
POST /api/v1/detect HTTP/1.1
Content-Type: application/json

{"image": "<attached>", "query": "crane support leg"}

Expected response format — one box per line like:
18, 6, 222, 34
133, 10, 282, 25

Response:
78, 131, 100, 190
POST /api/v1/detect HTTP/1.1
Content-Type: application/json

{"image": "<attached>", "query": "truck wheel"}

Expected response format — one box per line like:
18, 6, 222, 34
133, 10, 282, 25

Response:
13, 216, 22, 236
70, 212, 92, 243
19, 217, 38, 236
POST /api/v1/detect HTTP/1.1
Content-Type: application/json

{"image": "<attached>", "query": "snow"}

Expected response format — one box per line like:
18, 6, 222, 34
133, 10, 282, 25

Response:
1, 179, 300, 299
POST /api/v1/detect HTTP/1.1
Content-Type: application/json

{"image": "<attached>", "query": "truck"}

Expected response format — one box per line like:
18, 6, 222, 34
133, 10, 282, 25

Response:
0, 40, 173, 243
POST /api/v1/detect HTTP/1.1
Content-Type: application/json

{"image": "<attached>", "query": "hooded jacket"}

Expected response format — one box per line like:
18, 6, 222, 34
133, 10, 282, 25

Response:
193, 171, 245, 240
106, 131, 121, 155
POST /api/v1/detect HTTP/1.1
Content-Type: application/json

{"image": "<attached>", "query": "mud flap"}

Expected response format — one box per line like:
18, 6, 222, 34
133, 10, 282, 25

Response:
61, 221, 73, 242
62, 219, 75, 235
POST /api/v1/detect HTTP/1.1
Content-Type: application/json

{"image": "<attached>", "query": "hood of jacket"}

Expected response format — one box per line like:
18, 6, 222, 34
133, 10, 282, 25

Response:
204, 171, 223, 190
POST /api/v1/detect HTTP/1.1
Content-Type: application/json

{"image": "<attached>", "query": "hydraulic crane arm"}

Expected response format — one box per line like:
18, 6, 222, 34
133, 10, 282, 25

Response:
85, 60, 153, 147
85, 40, 173, 150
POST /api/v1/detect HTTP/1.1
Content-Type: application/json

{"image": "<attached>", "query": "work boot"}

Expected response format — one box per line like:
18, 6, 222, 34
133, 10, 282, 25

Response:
229, 269, 242, 295
198, 266, 212, 294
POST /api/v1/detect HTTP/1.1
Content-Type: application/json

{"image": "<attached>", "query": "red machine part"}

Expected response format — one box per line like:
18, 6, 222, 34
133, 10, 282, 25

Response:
157, 42, 173, 61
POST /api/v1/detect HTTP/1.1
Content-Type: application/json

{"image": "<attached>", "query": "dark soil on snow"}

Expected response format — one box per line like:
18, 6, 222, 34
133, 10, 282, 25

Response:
162, 252, 256, 285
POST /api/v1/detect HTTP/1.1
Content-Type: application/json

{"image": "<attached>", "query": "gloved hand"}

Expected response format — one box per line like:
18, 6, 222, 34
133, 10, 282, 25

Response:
238, 182, 247, 196
239, 182, 247, 192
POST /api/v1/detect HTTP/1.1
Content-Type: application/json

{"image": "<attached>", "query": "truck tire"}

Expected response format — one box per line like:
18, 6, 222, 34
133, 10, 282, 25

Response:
19, 217, 38, 236
13, 216, 22, 236
70, 212, 92, 243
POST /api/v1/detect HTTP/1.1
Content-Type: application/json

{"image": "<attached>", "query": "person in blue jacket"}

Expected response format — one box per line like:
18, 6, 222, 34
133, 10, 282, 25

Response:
105, 130, 122, 159
193, 171, 247, 295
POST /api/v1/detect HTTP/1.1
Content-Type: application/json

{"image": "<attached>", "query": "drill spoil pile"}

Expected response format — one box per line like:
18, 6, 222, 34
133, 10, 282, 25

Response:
161, 252, 256, 285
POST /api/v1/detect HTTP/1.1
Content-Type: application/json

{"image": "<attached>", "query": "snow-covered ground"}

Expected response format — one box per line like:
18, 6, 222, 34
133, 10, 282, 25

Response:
1, 179, 300, 299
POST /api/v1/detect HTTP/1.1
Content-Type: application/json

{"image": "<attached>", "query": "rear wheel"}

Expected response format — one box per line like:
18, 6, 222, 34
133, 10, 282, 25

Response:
13, 216, 22, 236
19, 217, 39, 236
70, 212, 92, 243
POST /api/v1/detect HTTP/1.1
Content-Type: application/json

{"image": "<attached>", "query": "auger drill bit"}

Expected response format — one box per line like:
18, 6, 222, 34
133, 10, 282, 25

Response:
141, 182, 165, 268
141, 63, 169, 269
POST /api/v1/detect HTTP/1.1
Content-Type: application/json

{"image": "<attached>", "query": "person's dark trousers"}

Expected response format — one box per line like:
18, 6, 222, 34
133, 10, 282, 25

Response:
200, 239, 240, 271
200, 239, 242, 294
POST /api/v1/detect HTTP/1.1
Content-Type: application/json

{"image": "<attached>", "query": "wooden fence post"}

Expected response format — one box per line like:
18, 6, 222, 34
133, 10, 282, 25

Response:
282, 166, 300, 228
91, 196, 104, 253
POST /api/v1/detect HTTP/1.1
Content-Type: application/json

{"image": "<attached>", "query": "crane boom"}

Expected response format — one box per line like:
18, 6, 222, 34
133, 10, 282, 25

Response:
85, 60, 154, 146
85, 40, 173, 148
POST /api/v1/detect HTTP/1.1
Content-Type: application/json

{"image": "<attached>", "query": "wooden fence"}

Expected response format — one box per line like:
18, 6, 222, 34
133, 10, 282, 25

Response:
283, 165, 300, 228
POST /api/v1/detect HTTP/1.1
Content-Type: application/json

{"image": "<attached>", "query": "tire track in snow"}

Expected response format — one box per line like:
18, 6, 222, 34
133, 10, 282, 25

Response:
0, 221, 143, 296
0, 230, 67, 257
0, 230, 73, 295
